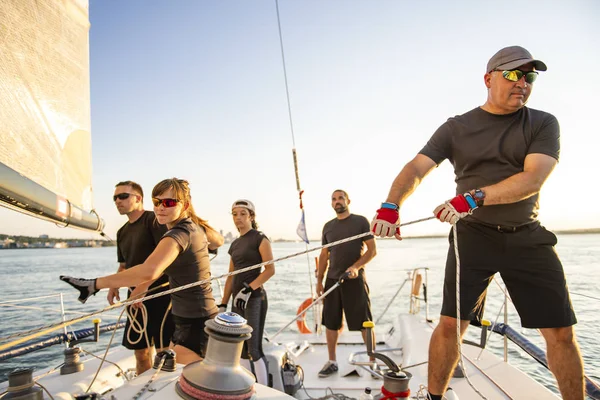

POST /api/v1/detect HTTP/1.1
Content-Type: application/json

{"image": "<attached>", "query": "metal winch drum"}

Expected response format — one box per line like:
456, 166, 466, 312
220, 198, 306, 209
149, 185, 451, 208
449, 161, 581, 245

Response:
176, 312, 256, 400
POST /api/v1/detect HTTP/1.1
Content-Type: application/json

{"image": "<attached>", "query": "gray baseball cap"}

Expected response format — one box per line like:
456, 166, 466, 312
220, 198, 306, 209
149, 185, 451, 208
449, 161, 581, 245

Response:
486, 46, 547, 73
232, 199, 255, 213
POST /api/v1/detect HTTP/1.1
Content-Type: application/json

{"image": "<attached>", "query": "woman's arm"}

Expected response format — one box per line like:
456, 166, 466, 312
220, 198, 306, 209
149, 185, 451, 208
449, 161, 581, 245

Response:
221, 259, 235, 304
96, 237, 181, 289
247, 238, 275, 290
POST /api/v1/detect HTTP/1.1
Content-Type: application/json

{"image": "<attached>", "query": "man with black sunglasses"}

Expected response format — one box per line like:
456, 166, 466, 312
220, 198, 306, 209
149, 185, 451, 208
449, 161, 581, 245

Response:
111, 180, 174, 375
371, 46, 584, 400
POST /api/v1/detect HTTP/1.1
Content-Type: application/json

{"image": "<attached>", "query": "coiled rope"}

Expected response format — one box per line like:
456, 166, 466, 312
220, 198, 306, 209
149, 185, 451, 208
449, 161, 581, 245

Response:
125, 300, 172, 349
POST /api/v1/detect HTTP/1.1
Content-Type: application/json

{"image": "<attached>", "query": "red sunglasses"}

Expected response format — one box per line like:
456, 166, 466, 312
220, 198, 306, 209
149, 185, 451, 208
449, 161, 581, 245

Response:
152, 198, 180, 208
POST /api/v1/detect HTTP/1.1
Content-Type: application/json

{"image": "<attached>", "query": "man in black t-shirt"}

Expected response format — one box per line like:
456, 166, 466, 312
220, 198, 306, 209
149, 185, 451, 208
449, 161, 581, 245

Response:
371, 46, 584, 400
111, 181, 174, 375
316, 190, 376, 378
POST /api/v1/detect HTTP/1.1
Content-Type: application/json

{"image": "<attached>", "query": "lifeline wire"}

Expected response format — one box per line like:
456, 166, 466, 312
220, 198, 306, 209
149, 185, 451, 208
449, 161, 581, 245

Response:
0, 216, 435, 350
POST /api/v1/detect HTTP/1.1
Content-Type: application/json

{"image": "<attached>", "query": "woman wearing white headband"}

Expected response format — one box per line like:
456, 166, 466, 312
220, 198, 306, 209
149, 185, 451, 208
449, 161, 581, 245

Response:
220, 199, 275, 385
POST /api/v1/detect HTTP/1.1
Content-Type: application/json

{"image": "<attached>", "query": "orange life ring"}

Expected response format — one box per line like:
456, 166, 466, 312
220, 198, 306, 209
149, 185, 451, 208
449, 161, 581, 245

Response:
296, 297, 313, 334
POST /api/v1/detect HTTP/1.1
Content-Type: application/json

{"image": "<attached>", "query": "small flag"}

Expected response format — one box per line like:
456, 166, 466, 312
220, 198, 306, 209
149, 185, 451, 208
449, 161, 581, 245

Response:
296, 209, 309, 244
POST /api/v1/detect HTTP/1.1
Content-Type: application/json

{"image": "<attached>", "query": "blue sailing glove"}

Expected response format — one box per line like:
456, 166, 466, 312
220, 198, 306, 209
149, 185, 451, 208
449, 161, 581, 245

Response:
233, 283, 254, 311
60, 276, 99, 304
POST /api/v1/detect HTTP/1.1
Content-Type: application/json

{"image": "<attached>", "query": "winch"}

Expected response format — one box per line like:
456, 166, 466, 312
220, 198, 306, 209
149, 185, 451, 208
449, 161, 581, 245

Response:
176, 312, 256, 400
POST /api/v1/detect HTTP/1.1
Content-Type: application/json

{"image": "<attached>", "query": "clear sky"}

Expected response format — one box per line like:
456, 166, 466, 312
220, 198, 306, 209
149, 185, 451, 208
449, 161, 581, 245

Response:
1, 0, 599, 241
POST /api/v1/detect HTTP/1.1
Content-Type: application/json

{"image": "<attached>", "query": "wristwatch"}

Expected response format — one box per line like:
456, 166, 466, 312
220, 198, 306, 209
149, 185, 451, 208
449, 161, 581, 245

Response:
472, 189, 486, 207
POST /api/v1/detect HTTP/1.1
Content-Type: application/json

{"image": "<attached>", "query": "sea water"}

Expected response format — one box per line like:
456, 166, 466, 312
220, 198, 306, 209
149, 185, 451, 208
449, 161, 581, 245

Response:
1, 234, 599, 395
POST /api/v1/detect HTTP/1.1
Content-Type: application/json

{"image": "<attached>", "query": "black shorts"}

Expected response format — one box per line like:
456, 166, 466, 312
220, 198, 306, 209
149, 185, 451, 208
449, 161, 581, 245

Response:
171, 313, 217, 358
122, 289, 174, 350
322, 273, 372, 331
441, 220, 577, 329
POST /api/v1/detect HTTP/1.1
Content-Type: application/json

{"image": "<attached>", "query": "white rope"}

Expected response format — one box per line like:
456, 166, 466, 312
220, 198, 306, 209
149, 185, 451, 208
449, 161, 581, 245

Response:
84, 307, 128, 393
125, 303, 150, 347
452, 222, 488, 399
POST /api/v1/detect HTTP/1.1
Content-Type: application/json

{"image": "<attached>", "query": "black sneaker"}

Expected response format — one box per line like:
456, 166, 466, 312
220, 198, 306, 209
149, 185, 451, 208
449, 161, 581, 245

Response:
318, 361, 338, 378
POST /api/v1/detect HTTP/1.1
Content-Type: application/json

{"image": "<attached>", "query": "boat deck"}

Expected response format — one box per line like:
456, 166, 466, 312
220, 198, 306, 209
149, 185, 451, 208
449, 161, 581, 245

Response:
272, 314, 559, 399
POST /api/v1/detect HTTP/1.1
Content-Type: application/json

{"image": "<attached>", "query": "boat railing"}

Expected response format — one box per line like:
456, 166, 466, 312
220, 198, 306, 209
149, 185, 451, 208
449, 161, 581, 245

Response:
0, 292, 125, 361
375, 267, 430, 325
1, 292, 74, 349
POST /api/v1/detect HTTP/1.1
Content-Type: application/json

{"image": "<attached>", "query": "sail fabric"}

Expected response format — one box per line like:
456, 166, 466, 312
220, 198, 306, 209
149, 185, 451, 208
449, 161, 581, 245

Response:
0, 0, 94, 210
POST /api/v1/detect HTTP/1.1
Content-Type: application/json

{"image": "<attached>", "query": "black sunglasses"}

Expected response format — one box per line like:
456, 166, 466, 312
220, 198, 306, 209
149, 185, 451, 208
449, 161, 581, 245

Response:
113, 193, 137, 202
497, 69, 538, 84
152, 198, 180, 208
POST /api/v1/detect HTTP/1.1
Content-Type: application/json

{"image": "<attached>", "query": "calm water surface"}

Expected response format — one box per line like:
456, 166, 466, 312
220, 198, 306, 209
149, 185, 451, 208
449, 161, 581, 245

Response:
1, 234, 599, 396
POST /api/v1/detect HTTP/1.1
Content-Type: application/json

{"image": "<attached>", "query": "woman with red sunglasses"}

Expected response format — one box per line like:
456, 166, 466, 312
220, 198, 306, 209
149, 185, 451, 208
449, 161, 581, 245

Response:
61, 178, 224, 365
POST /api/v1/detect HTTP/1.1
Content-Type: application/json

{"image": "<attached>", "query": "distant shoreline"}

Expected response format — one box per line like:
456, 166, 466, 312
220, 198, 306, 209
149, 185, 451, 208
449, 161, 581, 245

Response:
2, 228, 598, 248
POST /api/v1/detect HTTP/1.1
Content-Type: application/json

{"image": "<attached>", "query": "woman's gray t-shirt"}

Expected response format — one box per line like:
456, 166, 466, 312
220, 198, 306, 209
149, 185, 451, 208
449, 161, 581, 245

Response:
162, 218, 217, 318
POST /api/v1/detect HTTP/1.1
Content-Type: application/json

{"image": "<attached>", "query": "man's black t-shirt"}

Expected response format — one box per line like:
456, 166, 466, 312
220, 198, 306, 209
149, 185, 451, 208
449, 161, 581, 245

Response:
420, 106, 560, 226
116, 211, 168, 289
321, 214, 370, 280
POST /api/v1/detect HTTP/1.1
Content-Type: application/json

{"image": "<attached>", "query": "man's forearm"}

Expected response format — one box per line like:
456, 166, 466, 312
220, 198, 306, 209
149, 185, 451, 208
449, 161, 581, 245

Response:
351, 250, 376, 270
481, 171, 549, 206
386, 162, 425, 206
317, 255, 328, 283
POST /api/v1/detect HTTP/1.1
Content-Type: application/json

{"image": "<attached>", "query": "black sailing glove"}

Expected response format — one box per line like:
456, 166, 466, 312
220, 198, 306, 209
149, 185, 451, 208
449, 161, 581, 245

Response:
60, 276, 99, 304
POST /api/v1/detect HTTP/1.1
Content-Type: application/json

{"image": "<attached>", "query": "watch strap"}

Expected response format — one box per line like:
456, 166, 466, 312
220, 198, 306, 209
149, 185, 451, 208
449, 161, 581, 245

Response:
380, 202, 399, 211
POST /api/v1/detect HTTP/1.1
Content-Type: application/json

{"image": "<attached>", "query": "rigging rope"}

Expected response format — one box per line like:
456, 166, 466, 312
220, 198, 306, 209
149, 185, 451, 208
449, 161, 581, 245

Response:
85, 307, 127, 393
131, 353, 166, 400
452, 222, 488, 399
274, 0, 317, 325
0, 216, 434, 351
275, 0, 296, 147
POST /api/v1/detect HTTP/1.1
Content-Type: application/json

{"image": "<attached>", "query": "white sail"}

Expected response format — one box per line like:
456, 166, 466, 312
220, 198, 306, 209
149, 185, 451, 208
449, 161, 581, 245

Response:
0, 0, 103, 231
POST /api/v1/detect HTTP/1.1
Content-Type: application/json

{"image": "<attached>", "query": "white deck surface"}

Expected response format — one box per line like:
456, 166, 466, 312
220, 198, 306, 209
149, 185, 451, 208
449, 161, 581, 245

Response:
272, 314, 559, 400
1, 314, 560, 399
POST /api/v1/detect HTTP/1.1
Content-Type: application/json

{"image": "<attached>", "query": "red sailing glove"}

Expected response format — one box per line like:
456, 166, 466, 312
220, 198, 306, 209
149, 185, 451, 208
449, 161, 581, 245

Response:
433, 193, 478, 224
371, 203, 401, 239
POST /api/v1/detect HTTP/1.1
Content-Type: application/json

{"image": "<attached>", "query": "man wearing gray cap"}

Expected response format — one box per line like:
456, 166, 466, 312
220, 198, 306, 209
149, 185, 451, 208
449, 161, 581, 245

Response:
371, 46, 584, 399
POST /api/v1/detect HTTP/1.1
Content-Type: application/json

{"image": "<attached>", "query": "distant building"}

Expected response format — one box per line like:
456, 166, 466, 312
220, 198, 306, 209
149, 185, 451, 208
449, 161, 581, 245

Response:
39, 234, 49, 239
224, 231, 235, 243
